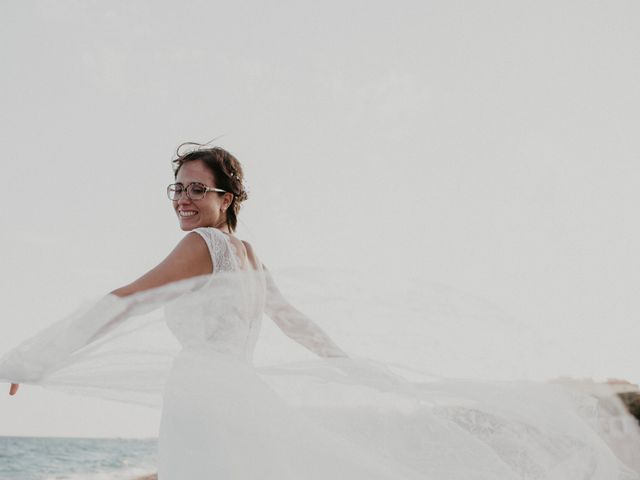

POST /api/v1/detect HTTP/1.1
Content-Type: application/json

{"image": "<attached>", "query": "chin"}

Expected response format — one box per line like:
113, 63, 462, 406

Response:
178, 220, 198, 231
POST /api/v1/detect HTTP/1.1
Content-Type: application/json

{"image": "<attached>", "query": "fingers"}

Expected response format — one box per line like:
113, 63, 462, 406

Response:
9, 383, 19, 395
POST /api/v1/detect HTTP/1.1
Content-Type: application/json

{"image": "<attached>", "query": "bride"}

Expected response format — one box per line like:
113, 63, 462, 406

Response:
3, 143, 640, 479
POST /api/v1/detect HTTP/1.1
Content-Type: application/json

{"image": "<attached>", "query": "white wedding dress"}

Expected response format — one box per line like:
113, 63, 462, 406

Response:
1, 227, 640, 479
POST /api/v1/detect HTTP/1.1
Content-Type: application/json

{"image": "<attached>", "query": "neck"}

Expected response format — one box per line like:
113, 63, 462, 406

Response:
214, 219, 231, 234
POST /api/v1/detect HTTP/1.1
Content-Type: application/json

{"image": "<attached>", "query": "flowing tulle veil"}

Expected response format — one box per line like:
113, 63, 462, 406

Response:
1, 262, 639, 478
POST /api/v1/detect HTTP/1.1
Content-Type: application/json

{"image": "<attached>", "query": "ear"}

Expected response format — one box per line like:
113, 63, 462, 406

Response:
223, 192, 234, 211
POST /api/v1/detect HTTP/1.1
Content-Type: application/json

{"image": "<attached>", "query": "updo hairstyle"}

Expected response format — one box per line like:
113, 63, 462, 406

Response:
172, 142, 248, 233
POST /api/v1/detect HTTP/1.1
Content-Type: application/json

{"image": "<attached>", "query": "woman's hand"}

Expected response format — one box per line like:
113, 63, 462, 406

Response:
9, 383, 19, 395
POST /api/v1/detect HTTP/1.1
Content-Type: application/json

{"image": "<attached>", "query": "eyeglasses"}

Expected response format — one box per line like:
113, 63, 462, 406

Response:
167, 182, 228, 201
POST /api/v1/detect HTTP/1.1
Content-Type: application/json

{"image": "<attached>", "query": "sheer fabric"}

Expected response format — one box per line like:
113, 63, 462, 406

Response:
1, 227, 639, 479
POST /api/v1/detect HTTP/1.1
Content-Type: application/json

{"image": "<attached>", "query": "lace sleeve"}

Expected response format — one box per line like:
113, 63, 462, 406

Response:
0, 294, 129, 383
263, 265, 349, 359
0, 275, 210, 384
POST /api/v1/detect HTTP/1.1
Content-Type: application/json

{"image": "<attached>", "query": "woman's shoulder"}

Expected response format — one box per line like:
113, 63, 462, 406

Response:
240, 240, 262, 271
189, 227, 230, 246
190, 228, 261, 270
192, 226, 246, 244
191, 226, 223, 236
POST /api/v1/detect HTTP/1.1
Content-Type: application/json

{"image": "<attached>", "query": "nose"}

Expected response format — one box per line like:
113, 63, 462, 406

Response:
176, 191, 193, 206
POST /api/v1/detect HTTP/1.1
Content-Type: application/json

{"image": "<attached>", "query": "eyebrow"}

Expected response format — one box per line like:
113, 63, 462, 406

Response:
174, 180, 207, 185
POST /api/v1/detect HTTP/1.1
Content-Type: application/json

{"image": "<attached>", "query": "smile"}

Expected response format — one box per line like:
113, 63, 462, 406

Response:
179, 211, 198, 217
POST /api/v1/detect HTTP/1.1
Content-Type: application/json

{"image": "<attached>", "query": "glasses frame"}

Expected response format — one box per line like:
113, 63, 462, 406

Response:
167, 182, 229, 201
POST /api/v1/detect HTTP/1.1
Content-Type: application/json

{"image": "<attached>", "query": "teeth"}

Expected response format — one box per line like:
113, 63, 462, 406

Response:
179, 211, 197, 217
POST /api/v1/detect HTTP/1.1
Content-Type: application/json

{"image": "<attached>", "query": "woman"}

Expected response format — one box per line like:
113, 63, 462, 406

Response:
3, 144, 639, 479
8, 144, 347, 392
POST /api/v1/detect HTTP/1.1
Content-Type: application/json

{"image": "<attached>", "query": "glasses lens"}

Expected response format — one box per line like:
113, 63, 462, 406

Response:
167, 184, 183, 200
187, 183, 207, 200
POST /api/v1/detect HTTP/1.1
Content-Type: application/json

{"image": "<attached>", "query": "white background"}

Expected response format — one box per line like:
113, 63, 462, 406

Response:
1, 0, 638, 437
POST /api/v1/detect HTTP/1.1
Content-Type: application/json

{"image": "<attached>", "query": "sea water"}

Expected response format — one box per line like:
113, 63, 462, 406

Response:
0, 436, 157, 480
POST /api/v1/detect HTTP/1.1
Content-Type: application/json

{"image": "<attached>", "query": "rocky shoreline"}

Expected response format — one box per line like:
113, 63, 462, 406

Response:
560, 377, 639, 424
620, 389, 640, 422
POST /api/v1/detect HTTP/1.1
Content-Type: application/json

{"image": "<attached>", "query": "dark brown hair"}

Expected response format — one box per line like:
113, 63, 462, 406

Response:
172, 142, 248, 233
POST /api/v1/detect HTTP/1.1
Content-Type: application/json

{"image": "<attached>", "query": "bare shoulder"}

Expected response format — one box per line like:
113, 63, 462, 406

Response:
111, 232, 212, 297
240, 239, 255, 255
169, 231, 213, 271
240, 239, 262, 271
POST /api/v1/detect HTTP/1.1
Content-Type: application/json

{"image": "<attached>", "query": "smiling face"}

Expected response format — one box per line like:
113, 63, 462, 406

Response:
173, 159, 233, 231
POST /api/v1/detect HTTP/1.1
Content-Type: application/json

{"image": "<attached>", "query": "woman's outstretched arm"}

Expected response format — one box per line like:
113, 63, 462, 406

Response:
263, 265, 349, 358
7, 232, 212, 396
110, 232, 212, 297
84, 231, 213, 345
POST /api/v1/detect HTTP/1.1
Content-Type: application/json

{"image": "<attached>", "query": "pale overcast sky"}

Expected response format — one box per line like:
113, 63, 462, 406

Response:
1, 0, 639, 437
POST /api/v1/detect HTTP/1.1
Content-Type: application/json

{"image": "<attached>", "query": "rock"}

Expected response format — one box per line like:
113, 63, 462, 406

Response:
616, 393, 640, 423
551, 376, 640, 424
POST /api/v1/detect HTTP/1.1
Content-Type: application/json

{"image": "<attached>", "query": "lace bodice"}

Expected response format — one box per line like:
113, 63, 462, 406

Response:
192, 227, 241, 273
163, 228, 266, 361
